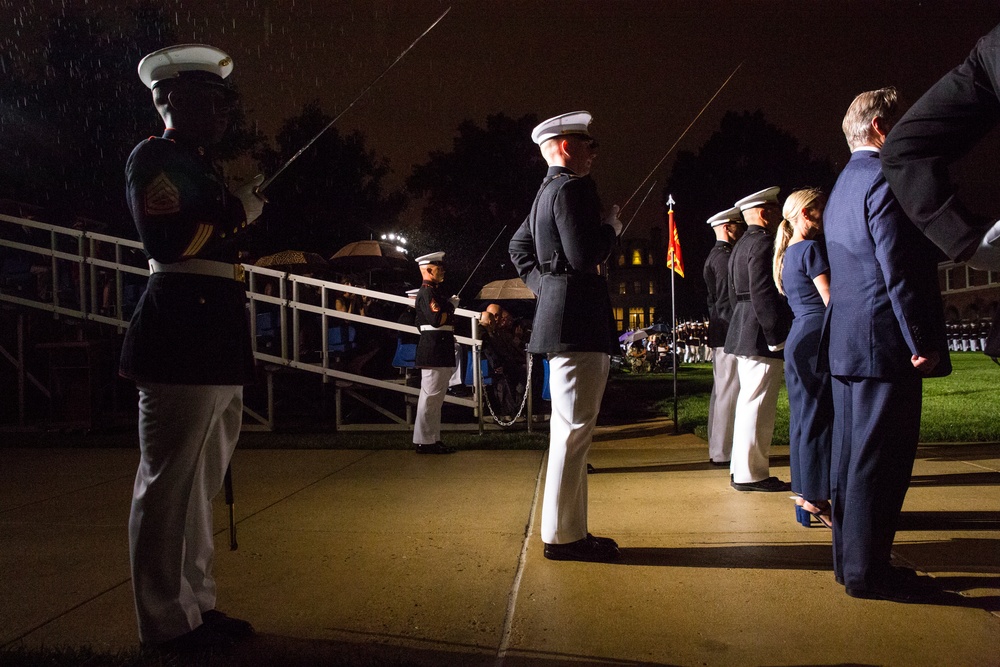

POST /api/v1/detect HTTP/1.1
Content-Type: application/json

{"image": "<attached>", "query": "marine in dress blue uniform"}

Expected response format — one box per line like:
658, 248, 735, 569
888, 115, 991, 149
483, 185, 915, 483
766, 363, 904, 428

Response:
824, 88, 950, 602
724, 187, 793, 492
412, 251, 458, 454
122, 44, 263, 649
703, 206, 744, 466
509, 111, 621, 562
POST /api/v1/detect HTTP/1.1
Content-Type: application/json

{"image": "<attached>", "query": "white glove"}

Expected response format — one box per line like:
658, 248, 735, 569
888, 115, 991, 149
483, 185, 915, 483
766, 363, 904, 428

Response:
604, 204, 622, 236
449, 295, 460, 308
234, 174, 266, 224
967, 219, 1000, 271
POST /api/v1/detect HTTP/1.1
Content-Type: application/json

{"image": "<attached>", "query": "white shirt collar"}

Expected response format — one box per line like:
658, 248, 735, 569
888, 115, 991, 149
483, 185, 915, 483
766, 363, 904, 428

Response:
851, 146, 880, 154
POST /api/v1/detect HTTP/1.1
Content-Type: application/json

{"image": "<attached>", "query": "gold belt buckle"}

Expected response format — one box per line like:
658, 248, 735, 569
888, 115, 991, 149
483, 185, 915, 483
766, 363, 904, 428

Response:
233, 264, 246, 282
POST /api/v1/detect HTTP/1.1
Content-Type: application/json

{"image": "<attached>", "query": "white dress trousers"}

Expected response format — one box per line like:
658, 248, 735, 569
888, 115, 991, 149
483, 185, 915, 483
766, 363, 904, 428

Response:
129, 382, 243, 644
541, 351, 610, 544
413, 367, 452, 445
707, 346, 739, 463
731, 355, 783, 483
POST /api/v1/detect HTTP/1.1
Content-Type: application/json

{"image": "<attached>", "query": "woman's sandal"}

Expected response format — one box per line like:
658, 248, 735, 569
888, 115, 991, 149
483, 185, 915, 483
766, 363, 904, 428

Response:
792, 495, 833, 528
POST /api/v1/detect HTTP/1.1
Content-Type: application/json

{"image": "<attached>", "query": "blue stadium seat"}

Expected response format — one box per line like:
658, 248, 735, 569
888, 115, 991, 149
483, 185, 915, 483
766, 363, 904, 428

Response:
464, 349, 492, 386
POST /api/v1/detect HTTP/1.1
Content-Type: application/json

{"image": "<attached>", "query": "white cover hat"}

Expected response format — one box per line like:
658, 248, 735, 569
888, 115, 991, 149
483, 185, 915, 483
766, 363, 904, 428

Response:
415, 251, 445, 266
734, 186, 781, 211
706, 206, 743, 227
531, 111, 593, 145
138, 44, 234, 90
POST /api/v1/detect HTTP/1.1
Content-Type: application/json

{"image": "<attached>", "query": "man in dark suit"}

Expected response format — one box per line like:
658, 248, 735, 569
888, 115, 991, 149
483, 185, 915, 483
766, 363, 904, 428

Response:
703, 206, 744, 466
824, 87, 951, 602
725, 187, 793, 492
509, 110, 622, 563
412, 251, 460, 454
123, 44, 263, 649
882, 22, 1000, 271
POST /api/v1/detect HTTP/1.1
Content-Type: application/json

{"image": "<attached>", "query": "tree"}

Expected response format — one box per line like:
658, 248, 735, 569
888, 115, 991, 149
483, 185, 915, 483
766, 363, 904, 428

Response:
661, 110, 837, 318
406, 113, 547, 297
250, 102, 407, 259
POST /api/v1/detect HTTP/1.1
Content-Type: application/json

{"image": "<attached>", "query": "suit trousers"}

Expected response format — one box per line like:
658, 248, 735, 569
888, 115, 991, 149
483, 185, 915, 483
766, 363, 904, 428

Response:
831, 374, 921, 589
541, 351, 610, 544
129, 382, 243, 644
414, 367, 452, 445
706, 346, 739, 463
731, 355, 783, 483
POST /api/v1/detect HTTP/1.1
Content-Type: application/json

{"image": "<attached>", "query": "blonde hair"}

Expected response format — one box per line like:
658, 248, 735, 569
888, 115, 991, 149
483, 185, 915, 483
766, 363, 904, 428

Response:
842, 87, 898, 150
773, 188, 826, 295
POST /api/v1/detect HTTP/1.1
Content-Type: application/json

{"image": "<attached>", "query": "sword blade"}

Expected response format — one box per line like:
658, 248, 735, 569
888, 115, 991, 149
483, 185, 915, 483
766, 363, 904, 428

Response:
620, 61, 744, 213
258, 6, 453, 194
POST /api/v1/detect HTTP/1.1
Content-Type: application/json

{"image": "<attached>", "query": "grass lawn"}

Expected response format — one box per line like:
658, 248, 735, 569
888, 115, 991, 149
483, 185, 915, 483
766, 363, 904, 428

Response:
634, 351, 1000, 446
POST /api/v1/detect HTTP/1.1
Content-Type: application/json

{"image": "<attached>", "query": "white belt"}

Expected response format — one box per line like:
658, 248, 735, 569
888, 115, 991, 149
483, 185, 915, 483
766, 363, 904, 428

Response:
148, 258, 245, 282
419, 324, 454, 332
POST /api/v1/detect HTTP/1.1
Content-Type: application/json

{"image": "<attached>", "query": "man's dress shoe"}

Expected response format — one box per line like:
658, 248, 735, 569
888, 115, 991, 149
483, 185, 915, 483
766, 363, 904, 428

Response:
416, 441, 457, 454
730, 476, 791, 492
544, 534, 620, 562
202, 609, 255, 638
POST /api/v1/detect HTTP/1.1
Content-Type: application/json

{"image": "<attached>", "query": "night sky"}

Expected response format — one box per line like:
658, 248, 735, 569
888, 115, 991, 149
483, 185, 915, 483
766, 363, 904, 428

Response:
4, 1, 1000, 238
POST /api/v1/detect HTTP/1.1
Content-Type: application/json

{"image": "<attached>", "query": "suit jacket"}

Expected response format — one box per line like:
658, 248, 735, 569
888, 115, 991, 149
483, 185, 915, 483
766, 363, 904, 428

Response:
724, 225, 792, 358
414, 280, 456, 368
120, 129, 255, 385
509, 166, 618, 355
823, 150, 951, 379
882, 22, 1000, 261
704, 240, 734, 348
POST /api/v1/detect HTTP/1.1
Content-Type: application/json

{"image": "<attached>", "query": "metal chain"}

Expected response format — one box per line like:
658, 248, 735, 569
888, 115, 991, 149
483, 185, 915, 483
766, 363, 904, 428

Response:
481, 353, 534, 427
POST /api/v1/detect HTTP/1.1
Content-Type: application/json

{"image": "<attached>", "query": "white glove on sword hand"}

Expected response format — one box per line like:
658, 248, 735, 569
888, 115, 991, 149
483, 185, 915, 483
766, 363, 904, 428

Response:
234, 174, 266, 224
967, 219, 1000, 271
604, 204, 622, 236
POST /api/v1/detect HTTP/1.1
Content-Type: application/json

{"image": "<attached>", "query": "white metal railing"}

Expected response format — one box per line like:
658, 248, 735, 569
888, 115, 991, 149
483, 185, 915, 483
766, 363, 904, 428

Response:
0, 210, 501, 431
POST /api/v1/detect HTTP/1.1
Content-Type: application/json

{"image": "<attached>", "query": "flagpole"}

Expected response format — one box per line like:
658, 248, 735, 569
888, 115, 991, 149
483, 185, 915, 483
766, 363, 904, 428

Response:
668, 197, 679, 434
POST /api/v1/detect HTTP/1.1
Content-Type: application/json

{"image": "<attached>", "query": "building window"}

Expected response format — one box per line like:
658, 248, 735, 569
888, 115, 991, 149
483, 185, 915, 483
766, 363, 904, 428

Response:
633, 280, 642, 295
617, 253, 626, 267
648, 281, 656, 295
619, 282, 627, 295
647, 253, 654, 265
631, 249, 643, 265
614, 307, 624, 329
629, 307, 645, 329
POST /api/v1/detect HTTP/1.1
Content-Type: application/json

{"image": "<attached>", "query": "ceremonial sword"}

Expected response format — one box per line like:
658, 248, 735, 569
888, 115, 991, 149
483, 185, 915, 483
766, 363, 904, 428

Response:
619, 61, 744, 215
256, 6, 453, 195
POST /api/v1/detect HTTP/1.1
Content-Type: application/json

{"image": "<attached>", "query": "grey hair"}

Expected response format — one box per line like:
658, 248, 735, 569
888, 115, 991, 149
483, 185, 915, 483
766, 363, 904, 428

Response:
842, 87, 899, 150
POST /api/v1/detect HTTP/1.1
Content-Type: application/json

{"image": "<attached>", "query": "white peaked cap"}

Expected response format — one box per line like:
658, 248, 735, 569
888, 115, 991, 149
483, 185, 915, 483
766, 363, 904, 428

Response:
734, 186, 781, 211
706, 206, 743, 227
138, 44, 234, 90
415, 251, 445, 266
531, 111, 593, 145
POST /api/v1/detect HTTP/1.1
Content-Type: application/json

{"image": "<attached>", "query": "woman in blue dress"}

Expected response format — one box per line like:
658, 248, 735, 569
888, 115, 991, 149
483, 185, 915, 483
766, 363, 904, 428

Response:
773, 188, 833, 527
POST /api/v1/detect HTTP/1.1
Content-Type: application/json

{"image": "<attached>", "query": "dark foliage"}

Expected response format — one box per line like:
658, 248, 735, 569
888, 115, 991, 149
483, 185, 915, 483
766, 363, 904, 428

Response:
662, 110, 837, 318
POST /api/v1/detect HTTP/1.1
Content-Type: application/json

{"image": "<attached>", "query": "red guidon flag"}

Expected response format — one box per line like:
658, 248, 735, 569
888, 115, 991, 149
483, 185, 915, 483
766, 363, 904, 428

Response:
666, 195, 684, 278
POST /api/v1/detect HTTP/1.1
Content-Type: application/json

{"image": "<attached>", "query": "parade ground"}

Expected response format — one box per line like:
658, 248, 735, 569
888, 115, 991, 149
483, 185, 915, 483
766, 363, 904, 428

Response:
1, 419, 998, 666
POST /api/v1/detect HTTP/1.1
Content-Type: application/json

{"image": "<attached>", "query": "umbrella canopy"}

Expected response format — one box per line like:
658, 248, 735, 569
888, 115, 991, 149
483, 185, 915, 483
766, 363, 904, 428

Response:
328, 240, 410, 273
618, 329, 648, 343
644, 323, 671, 334
475, 277, 535, 300
254, 250, 328, 274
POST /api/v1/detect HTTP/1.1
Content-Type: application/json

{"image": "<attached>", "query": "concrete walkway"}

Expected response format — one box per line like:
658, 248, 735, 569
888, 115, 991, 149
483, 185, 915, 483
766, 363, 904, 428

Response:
1, 420, 998, 666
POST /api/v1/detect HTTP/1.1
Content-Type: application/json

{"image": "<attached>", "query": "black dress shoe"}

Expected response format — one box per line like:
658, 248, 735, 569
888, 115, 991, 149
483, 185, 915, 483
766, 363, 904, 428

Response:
844, 566, 934, 602
416, 441, 457, 454
731, 476, 791, 492
149, 624, 234, 653
710, 459, 731, 467
202, 609, 255, 638
544, 534, 620, 562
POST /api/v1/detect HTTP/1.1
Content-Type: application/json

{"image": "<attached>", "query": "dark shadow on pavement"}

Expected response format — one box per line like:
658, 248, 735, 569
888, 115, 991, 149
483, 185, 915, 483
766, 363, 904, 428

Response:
897, 510, 1000, 531
908, 472, 1000, 487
